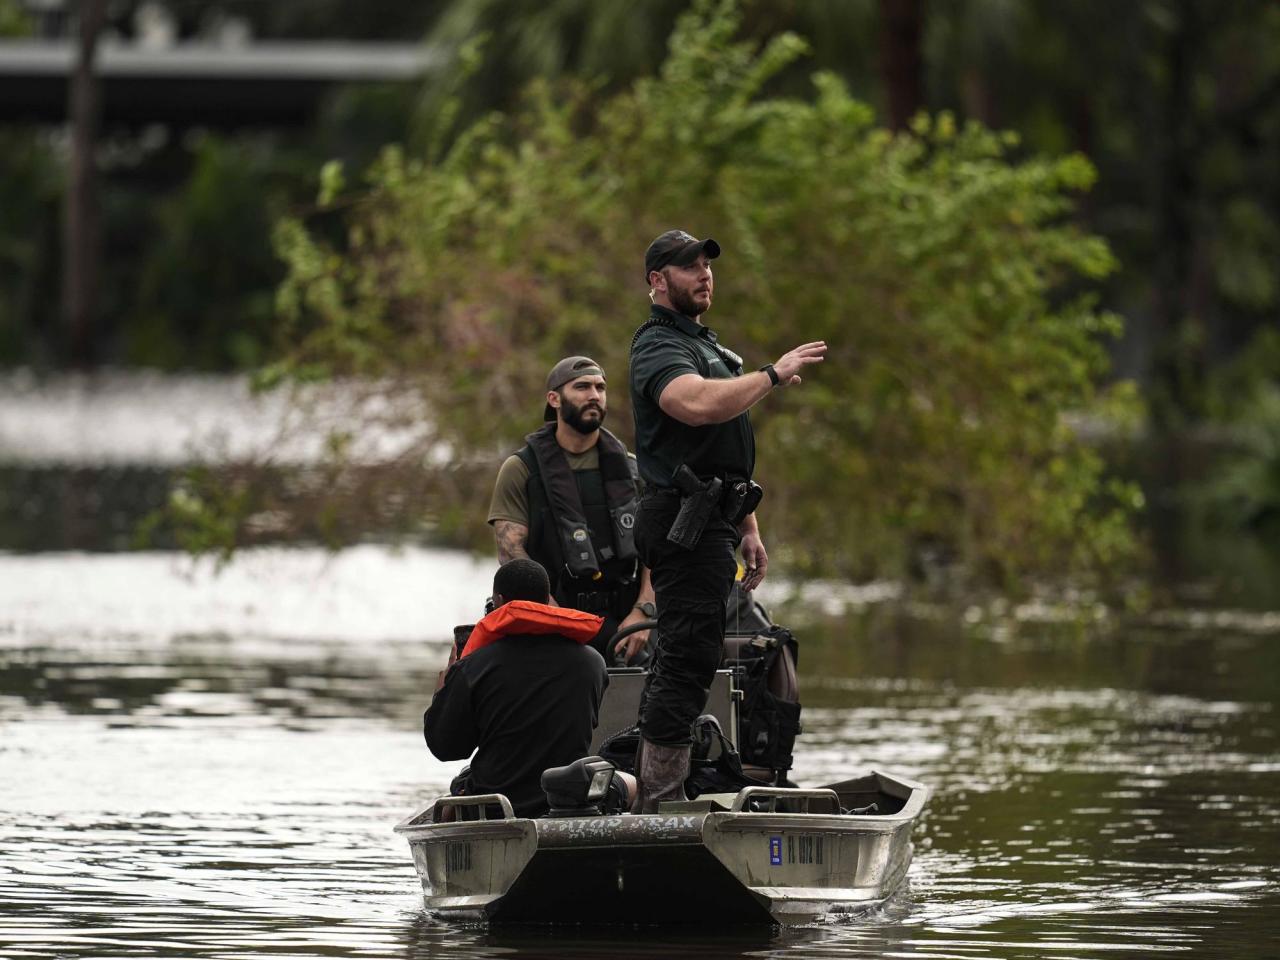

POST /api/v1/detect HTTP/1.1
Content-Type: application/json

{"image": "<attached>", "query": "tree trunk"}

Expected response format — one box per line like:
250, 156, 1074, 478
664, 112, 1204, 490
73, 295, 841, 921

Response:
1152, 0, 1202, 432
878, 0, 925, 130
1149, 0, 1205, 587
63, 0, 108, 369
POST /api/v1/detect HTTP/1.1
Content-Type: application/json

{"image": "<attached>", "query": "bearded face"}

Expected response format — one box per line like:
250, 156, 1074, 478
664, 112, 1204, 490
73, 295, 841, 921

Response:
661, 260, 713, 316
558, 388, 606, 435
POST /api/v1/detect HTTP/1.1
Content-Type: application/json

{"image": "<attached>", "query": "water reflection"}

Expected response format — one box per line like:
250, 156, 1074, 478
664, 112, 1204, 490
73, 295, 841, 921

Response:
1, 553, 1278, 958
0, 637, 442, 724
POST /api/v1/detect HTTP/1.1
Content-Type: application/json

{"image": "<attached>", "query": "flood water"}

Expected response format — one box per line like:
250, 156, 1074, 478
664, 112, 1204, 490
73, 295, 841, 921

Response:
1, 546, 1277, 959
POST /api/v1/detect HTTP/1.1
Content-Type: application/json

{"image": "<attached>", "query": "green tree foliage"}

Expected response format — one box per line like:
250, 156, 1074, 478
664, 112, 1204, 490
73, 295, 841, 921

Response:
252, 0, 1139, 590
414, 0, 881, 144
0, 0, 28, 35
125, 135, 302, 369
0, 0, 435, 371
0, 0, 53, 365
0, 127, 59, 365
1194, 328, 1280, 556
928, 0, 1280, 428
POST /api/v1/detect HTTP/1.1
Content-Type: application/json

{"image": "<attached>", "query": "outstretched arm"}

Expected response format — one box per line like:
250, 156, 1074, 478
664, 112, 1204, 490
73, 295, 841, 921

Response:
658, 340, 827, 426
659, 370, 773, 426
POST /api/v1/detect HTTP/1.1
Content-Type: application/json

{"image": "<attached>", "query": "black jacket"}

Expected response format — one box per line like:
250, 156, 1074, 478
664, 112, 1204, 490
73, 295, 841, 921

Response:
424, 634, 608, 817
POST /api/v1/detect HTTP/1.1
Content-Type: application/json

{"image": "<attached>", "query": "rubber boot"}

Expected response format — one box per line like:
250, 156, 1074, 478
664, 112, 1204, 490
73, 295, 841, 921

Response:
631, 738, 690, 814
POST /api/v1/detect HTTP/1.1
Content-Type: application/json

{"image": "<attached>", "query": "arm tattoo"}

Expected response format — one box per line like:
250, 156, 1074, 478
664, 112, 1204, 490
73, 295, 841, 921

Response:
494, 520, 531, 565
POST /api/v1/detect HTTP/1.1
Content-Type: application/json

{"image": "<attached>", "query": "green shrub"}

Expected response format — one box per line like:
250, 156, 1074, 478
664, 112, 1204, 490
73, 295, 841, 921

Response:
259, 0, 1139, 589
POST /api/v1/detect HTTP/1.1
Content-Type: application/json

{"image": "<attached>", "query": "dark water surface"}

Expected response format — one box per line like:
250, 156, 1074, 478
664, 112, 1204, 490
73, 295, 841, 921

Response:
2, 565, 1278, 959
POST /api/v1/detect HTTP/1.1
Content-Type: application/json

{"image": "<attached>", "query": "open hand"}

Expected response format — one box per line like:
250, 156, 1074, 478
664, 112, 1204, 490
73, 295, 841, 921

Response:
774, 341, 827, 387
740, 531, 768, 591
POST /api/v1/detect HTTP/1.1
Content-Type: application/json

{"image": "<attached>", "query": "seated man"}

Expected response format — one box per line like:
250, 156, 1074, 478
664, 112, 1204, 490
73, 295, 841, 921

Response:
424, 558, 633, 817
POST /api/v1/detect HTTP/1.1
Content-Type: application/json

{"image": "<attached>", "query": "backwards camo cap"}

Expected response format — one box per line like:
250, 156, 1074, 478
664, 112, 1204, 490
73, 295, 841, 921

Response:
544, 356, 605, 421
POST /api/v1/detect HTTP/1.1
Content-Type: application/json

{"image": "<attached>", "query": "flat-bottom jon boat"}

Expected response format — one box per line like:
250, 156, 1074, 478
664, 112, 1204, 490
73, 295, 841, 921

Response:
394, 769, 927, 925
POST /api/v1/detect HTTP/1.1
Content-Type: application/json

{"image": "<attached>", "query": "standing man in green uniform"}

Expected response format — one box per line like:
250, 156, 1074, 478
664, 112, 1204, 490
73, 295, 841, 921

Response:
488, 356, 656, 664
628, 229, 826, 811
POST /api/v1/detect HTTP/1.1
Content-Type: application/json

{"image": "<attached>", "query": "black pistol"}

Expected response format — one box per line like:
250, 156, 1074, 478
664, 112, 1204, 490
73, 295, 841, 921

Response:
667, 465, 722, 549
723, 479, 764, 527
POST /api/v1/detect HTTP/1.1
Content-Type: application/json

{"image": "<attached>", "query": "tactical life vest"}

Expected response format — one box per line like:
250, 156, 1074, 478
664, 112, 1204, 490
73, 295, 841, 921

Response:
516, 424, 640, 608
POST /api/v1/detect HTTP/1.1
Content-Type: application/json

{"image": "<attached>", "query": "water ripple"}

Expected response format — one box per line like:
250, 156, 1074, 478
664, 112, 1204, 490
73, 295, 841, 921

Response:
2, 579, 1279, 958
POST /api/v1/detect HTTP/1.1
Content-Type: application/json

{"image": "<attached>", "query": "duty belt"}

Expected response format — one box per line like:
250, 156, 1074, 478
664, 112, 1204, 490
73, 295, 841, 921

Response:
644, 475, 750, 503
652, 468, 763, 548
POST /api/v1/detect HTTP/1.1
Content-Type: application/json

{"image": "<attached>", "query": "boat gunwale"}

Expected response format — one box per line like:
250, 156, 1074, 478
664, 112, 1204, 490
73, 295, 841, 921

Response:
394, 769, 927, 846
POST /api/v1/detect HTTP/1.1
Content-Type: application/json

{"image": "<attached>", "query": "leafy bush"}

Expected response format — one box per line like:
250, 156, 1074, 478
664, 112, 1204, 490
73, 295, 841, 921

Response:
255, 0, 1139, 589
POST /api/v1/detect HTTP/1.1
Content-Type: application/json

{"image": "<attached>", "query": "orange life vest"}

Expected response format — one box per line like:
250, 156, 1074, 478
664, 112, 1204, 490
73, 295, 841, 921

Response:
459, 600, 604, 659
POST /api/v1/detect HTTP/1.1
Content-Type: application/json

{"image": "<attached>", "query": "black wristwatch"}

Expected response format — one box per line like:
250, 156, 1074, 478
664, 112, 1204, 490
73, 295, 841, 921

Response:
633, 601, 656, 619
759, 363, 780, 387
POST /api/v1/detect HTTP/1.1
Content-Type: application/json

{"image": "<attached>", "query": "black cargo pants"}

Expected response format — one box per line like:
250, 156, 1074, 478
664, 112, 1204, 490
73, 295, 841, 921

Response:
634, 491, 741, 747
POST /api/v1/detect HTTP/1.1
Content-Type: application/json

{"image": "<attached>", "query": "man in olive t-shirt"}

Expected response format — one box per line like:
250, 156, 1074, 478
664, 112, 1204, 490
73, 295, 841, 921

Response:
487, 356, 655, 664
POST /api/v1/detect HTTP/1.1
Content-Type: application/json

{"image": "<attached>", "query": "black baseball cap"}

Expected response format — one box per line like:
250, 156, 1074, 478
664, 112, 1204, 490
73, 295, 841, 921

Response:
543, 356, 605, 421
644, 229, 721, 282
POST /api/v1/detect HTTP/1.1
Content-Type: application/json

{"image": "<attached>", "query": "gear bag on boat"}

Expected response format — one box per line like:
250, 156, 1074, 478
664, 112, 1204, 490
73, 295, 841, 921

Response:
722, 583, 802, 782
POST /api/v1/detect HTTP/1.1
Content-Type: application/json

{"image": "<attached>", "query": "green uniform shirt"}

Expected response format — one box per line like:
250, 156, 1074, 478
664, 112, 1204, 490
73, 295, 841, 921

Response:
629, 305, 756, 488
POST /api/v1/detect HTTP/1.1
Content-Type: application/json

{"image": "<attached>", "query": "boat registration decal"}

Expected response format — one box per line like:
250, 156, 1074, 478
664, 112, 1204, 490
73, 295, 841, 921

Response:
445, 841, 473, 873
769, 836, 783, 865
786, 834, 825, 865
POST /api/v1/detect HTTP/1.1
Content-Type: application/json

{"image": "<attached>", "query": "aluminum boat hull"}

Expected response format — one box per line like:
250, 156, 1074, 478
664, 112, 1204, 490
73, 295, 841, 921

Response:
394, 769, 927, 925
